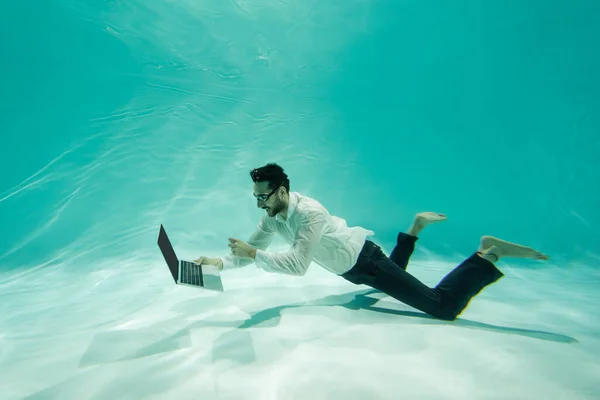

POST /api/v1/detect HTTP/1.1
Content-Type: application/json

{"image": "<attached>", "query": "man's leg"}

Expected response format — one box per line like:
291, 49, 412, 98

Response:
390, 212, 447, 270
355, 235, 549, 321
431, 236, 550, 318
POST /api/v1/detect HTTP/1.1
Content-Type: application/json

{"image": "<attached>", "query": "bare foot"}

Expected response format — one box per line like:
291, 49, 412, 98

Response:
407, 212, 447, 236
478, 235, 549, 262
416, 212, 447, 226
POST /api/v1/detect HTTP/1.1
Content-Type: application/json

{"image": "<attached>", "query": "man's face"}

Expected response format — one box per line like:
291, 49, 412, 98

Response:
253, 181, 284, 217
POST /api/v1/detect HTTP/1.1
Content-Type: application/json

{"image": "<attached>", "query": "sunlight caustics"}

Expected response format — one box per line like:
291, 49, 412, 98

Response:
1, 0, 599, 399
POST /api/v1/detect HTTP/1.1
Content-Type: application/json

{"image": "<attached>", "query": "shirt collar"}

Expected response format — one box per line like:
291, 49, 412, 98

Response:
275, 191, 298, 222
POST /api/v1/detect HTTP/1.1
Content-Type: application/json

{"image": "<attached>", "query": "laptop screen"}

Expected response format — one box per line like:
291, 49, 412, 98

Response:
157, 225, 179, 283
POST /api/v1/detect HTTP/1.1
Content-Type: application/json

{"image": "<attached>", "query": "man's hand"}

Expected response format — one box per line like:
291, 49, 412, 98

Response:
193, 256, 223, 270
228, 238, 257, 259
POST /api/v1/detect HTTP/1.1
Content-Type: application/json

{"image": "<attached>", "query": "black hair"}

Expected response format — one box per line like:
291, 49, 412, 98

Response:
250, 162, 290, 193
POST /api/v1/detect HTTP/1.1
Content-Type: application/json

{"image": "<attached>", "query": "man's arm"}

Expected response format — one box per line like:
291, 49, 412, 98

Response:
253, 211, 327, 276
219, 215, 275, 269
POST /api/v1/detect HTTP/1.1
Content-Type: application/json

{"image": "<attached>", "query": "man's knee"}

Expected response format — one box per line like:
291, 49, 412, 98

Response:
438, 312, 458, 321
433, 307, 458, 321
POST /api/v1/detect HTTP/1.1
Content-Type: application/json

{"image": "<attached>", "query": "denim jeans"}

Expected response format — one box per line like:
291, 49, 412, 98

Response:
341, 233, 504, 320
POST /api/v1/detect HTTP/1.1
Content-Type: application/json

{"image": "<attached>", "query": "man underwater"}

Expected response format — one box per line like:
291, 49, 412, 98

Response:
194, 163, 549, 321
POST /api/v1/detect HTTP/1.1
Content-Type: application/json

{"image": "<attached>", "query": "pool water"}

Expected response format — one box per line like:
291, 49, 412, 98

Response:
1, 1, 599, 399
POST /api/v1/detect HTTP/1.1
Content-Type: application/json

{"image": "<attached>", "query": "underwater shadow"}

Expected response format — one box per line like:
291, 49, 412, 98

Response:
79, 287, 577, 368
240, 288, 579, 344
351, 291, 579, 344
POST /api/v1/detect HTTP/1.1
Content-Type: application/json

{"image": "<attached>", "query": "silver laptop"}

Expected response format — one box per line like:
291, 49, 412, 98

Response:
157, 224, 224, 291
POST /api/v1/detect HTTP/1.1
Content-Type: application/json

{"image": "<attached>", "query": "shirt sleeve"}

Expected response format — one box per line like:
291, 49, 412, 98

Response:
254, 210, 327, 276
220, 215, 276, 270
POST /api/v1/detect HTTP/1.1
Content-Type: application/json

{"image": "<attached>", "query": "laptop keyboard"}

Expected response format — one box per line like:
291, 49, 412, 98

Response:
180, 261, 203, 286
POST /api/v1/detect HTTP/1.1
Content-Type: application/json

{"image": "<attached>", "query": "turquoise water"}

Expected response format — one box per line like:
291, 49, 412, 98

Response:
1, 1, 599, 399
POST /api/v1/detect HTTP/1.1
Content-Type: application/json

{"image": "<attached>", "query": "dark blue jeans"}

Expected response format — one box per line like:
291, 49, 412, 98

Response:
341, 233, 504, 320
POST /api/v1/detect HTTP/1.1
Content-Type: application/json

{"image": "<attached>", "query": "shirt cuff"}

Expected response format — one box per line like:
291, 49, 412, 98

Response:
254, 249, 271, 271
220, 255, 235, 270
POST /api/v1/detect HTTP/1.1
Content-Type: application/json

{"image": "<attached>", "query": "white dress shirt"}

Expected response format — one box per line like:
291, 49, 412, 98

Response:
220, 191, 375, 275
